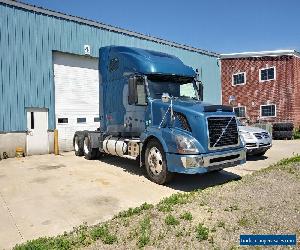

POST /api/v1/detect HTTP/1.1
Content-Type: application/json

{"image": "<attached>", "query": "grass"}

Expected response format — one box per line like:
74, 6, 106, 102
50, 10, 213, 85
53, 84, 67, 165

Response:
237, 216, 250, 227
293, 129, 300, 139
256, 154, 300, 179
216, 220, 225, 228
275, 154, 300, 167
115, 202, 153, 218
14, 237, 71, 250
157, 192, 196, 212
165, 214, 180, 226
249, 154, 300, 179
195, 223, 209, 241
13, 155, 300, 250
90, 224, 117, 244
14, 223, 117, 250
137, 217, 151, 248
180, 211, 193, 221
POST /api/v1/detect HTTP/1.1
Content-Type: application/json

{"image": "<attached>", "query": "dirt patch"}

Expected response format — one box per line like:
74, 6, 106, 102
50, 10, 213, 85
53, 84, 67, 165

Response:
41, 220, 51, 226
90, 196, 119, 208
87, 162, 300, 250
97, 178, 110, 186
0, 174, 6, 178
37, 164, 66, 170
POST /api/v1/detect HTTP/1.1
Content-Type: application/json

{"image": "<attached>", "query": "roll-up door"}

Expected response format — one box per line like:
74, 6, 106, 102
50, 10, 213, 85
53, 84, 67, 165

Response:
53, 52, 99, 151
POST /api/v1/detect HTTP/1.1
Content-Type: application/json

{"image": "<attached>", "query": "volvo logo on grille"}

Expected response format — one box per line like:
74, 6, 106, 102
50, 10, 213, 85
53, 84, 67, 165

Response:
222, 128, 226, 133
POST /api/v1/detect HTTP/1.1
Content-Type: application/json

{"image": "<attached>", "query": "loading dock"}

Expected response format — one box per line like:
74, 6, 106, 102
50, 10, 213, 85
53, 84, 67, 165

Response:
53, 53, 99, 151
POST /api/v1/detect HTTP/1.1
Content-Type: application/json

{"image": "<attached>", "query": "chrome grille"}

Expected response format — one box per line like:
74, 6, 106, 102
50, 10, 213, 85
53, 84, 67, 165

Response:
207, 116, 239, 149
254, 132, 269, 139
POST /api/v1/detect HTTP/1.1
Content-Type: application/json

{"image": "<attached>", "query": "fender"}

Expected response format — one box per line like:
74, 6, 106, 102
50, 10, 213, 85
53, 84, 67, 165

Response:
140, 128, 169, 153
139, 128, 170, 168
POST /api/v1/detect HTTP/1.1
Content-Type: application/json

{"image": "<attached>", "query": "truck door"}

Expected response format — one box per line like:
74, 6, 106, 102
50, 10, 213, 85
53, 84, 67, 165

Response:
125, 76, 147, 136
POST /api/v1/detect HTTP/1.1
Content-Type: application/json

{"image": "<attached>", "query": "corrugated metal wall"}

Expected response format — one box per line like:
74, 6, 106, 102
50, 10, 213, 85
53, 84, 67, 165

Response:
0, 3, 221, 132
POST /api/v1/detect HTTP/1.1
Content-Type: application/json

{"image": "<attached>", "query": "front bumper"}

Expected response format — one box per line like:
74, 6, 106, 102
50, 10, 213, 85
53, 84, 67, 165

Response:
245, 139, 272, 155
246, 143, 272, 155
166, 147, 246, 174
242, 133, 272, 154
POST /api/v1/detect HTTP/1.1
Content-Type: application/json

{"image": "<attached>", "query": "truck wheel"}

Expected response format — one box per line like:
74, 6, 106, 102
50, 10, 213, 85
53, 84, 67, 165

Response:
145, 139, 173, 185
83, 136, 98, 160
74, 135, 84, 156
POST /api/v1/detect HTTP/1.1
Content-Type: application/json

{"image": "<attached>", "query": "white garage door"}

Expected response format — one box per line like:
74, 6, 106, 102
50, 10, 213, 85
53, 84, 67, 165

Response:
53, 52, 100, 151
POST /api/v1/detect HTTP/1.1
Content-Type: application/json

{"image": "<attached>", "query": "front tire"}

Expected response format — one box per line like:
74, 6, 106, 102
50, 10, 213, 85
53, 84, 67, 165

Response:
83, 136, 98, 160
144, 139, 173, 185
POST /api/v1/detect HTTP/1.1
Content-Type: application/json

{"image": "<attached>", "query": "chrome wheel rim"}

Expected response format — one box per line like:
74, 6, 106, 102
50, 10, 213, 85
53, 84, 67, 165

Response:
84, 138, 89, 155
147, 147, 163, 176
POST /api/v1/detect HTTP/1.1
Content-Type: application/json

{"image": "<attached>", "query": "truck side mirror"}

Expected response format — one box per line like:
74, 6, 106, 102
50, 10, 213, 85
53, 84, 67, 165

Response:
197, 81, 204, 101
128, 76, 138, 105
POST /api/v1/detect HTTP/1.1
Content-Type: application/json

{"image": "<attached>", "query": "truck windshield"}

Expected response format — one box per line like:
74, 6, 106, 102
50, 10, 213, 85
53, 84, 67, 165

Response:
147, 75, 198, 100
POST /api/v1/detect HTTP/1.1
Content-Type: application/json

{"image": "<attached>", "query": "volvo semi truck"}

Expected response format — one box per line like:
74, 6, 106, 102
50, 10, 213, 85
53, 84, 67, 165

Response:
73, 46, 246, 184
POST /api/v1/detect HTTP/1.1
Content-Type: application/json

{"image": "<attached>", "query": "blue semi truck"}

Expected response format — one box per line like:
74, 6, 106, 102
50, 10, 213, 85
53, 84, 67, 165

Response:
73, 46, 246, 184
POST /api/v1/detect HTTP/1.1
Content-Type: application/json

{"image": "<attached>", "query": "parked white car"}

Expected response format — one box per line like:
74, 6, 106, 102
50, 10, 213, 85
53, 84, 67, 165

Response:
237, 120, 272, 156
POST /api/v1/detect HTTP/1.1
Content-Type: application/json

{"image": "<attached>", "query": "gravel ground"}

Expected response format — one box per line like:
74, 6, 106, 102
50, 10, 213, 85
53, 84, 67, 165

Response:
86, 161, 300, 250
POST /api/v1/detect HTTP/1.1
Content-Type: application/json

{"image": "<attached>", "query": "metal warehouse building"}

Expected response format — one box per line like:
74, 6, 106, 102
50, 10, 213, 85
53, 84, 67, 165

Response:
0, 0, 220, 156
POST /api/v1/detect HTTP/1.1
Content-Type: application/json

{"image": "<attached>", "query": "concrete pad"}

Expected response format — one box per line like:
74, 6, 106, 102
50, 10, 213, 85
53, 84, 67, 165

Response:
0, 196, 23, 248
0, 140, 299, 249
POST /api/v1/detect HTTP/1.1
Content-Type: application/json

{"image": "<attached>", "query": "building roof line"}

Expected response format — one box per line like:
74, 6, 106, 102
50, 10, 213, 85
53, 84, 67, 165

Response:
221, 49, 300, 59
0, 0, 219, 57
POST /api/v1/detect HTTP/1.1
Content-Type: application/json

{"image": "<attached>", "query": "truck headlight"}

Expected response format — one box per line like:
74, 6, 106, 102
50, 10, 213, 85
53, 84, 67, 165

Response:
239, 134, 246, 146
175, 135, 198, 154
240, 131, 253, 140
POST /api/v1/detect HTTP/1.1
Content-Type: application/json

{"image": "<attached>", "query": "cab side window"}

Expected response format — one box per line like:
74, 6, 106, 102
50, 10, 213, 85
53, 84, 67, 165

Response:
128, 76, 147, 105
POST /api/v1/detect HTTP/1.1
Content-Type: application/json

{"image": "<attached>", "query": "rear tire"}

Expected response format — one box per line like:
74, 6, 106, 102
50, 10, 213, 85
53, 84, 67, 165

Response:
273, 131, 293, 140
273, 122, 294, 132
144, 139, 173, 185
83, 136, 98, 160
74, 135, 84, 156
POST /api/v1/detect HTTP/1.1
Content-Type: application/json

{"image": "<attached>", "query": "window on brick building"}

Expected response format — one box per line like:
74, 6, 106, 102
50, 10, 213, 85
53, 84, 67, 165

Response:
261, 104, 276, 117
232, 72, 246, 85
260, 67, 275, 81
234, 106, 246, 117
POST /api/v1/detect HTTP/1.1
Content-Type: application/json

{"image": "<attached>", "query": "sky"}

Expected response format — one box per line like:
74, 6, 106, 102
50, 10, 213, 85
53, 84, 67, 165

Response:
22, 0, 300, 54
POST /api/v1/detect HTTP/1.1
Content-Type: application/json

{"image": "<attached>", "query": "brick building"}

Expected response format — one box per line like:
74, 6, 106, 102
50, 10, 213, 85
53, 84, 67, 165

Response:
221, 50, 300, 128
